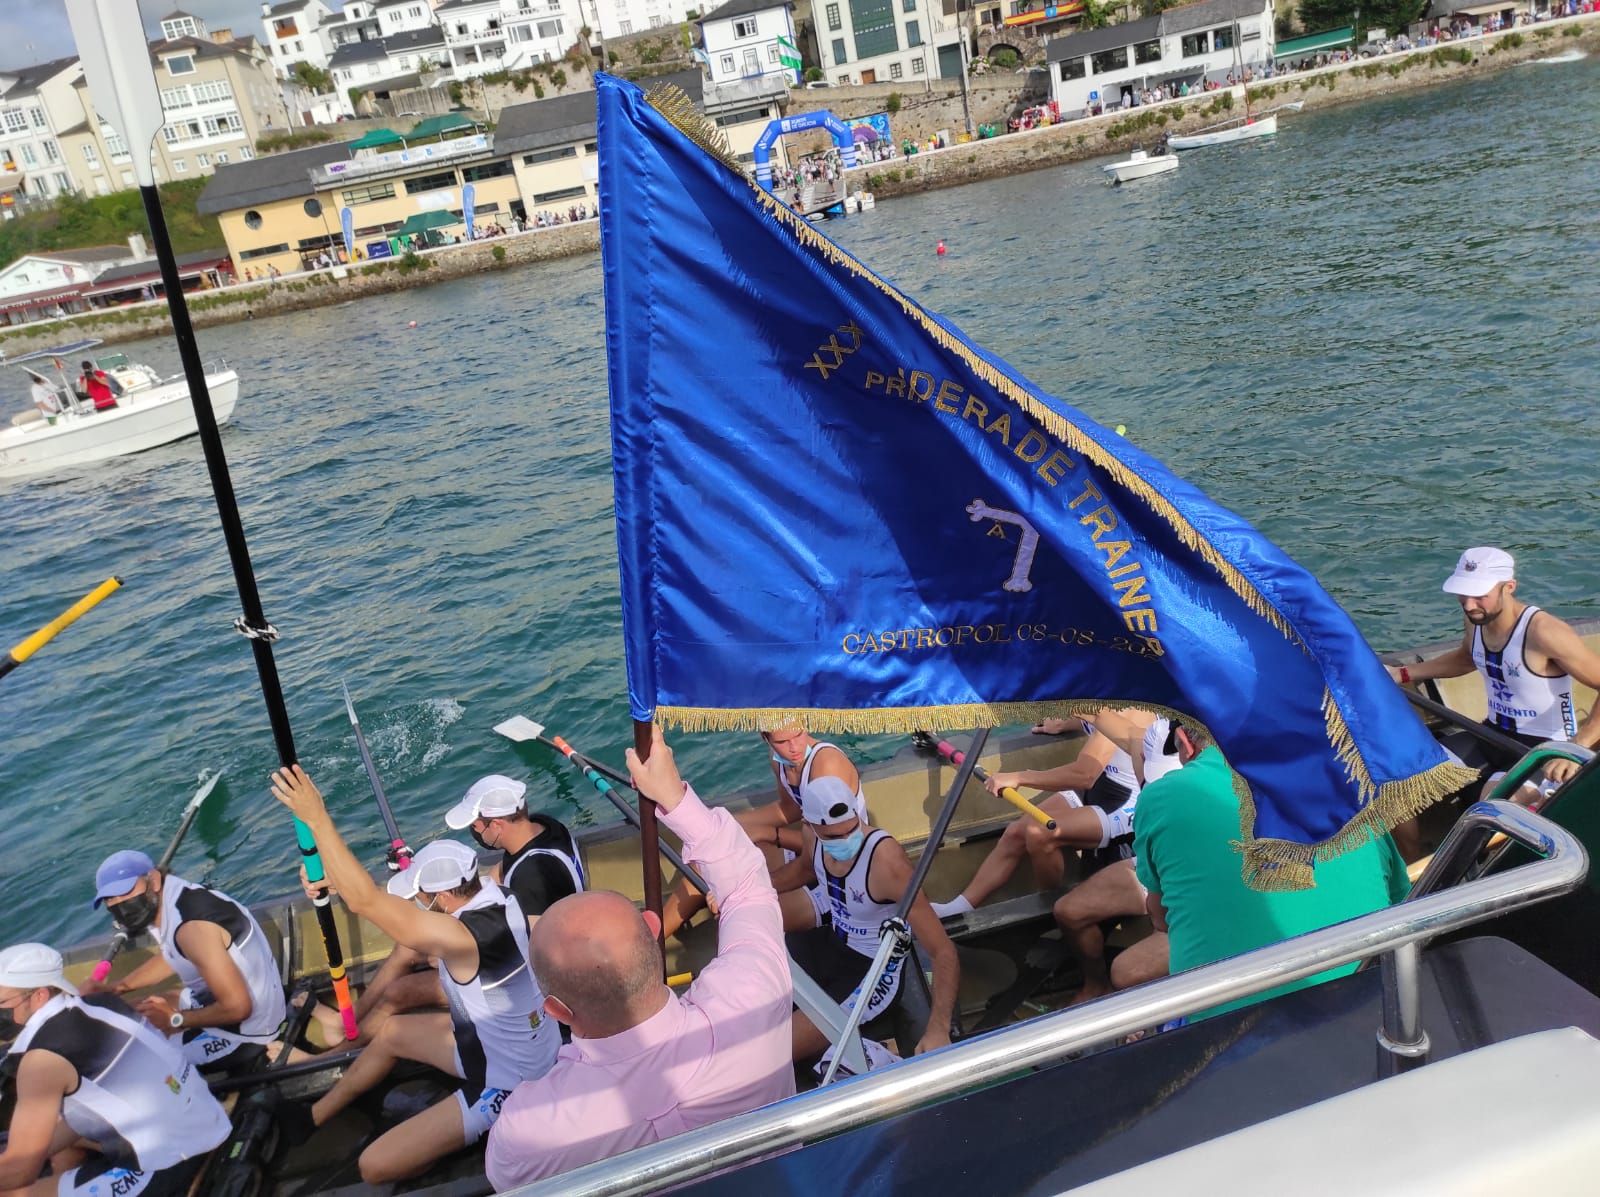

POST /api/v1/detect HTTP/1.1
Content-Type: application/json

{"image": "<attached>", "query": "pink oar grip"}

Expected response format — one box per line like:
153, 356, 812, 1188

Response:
92, 960, 113, 983
392, 839, 410, 868
341, 1007, 360, 1040
936, 739, 961, 762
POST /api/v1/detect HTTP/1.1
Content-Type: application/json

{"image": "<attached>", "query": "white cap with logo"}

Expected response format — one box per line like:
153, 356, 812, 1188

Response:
444, 774, 527, 830
0, 943, 77, 995
801, 775, 859, 826
386, 840, 480, 899
1443, 546, 1515, 598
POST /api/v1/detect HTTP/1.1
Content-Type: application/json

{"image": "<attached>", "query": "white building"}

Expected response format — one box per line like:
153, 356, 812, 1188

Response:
816, 0, 940, 86
323, 0, 386, 48
260, 0, 337, 76
0, 57, 80, 204
375, 0, 444, 35
438, 0, 581, 77
328, 25, 449, 113
698, 0, 800, 87
590, 0, 702, 41
1046, 0, 1275, 114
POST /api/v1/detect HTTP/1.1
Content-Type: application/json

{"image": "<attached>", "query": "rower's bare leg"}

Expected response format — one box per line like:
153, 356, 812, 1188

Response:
311, 1010, 455, 1126
956, 796, 1101, 908
1110, 931, 1168, 991
358, 1093, 470, 1185
306, 958, 443, 1051
1054, 858, 1147, 1004
663, 804, 792, 939
791, 1007, 832, 1063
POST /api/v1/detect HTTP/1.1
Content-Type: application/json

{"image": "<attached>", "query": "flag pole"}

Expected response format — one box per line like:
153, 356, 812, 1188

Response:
64, 0, 357, 1040
632, 719, 666, 954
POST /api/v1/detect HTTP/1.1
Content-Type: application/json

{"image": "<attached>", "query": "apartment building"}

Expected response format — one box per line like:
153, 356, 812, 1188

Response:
438, 0, 584, 77
589, 0, 703, 40
0, 58, 80, 202
261, 0, 340, 76
816, 0, 943, 85
699, 0, 801, 87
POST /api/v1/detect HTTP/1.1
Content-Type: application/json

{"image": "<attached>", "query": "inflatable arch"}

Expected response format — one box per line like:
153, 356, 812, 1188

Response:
752, 110, 858, 189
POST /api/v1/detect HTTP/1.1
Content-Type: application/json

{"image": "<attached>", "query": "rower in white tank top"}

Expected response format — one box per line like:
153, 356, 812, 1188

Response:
1471, 606, 1579, 743
776, 740, 870, 824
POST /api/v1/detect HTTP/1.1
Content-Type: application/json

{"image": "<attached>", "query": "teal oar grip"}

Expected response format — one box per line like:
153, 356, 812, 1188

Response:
296, 817, 328, 886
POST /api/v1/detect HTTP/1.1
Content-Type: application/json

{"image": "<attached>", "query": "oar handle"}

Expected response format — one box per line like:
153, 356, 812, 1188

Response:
935, 739, 1056, 830
0, 576, 122, 681
92, 932, 129, 984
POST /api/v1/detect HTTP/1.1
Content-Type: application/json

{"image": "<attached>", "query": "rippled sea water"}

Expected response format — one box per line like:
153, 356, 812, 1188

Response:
3, 56, 1597, 946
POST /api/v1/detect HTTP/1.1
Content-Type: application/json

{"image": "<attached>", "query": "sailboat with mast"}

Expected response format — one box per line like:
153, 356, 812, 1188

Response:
1167, 17, 1279, 149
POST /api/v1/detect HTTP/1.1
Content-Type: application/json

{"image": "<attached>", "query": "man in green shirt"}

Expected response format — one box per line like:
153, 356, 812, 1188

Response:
1135, 724, 1411, 1020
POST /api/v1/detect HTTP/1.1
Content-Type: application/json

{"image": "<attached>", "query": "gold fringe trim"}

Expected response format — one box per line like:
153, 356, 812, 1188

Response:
643, 83, 741, 173
656, 699, 1198, 737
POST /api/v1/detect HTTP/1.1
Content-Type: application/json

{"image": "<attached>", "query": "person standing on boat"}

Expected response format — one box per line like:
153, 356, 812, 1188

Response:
779, 775, 961, 1066
483, 726, 794, 1190
660, 721, 868, 939
1386, 547, 1600, 783
930, 710, 1156, 920
0, 942, 231, 1197
77, 362, 115, 412
27, 372, 59, 416
88, 850, 287, 1075
269, 766, 558, 1185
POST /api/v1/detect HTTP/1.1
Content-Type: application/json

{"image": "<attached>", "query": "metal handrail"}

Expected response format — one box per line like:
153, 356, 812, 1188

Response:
508, 800, 1585, 1197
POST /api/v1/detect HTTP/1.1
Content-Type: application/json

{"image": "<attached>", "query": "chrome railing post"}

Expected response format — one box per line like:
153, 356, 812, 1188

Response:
1376, 941, 1429, 1073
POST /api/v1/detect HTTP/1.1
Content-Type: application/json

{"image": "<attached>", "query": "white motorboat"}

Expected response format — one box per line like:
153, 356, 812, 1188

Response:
1, 338, 240, 480
1103, 148, 1180, 184
1167, 112, 1278, 150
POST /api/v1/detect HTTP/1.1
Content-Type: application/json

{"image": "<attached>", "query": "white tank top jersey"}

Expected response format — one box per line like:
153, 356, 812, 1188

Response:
812, 828, 899, 959
5, 992, 230, 1171
779, 740, 870, 824
442, 881, 559, 1093
1471, 607, 1578, 742
1141, 716, 1182, 785
155, 875, 286, 1042
1080, 719, 1142, 800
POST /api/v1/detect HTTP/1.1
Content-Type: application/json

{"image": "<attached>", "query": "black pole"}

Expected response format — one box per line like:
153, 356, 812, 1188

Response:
896, 726, 989, 921
136, 185, 358, 1039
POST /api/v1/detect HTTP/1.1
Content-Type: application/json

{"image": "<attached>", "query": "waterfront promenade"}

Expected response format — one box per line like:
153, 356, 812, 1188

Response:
1, 9, 1595, 356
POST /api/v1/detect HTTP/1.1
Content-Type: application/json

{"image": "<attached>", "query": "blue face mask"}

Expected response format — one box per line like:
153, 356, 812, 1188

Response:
821, 828, 866, 861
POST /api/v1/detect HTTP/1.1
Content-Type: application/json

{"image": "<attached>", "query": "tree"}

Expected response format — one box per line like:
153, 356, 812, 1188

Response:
1296, 0, 1358, 32
1078, 0, 1118, 31
291, 61, 332, 93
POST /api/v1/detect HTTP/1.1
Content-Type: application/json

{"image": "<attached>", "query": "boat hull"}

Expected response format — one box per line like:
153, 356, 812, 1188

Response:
1169, 113, 1278, 150
1103, 155, 1180, 184
0, 371, 240, 479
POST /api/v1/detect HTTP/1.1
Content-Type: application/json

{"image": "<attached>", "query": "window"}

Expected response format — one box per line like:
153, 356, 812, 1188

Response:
408, 4, 423, 14
166, 54, 196, 75
522, 145, 576, 164
906, 18, 921, 45
510, 23, 532, 41
215, 151, 228, 164
743, 47, 759, 72
1181, 32, 1208, 56
293, 39, 303, 50
303, 198, 323, 219
537, 18, 562, 36
912, 54, 924, 72
43, 140, 59, 163
712, 103, 771, 127
240, 243, 290, 260
889, 60, 903, 78
768, 42, 780, 62
851, 0, 900, 59
2, 109, 26, 133
462, 160, 513, 181
618, 19, 632, 32
826, 2, 841, 28
1089, 46, 1128, 73
1058, 55, 1085, 79
832, 37, 847, 62
161, 86, 191, 108
903, 0, 916, 10
720, 53, 736, 72
241, 146, 254, 159
1134, 39, 1161, 63
650, 12, 663, 24
54, 171, 71, 191
196, 152, 211, 166
583, 141, 597, 153
104, 129, 129, 158
19, 144, 37, 166
532, 184, 587, 202
29, 107, 46, 129
404, 169, 457, 193
1211, 25, 1234, 50
245, 210, 264, 228
342, 182, 396, 203
120, 169, 135, 184
733, 17, 758, 36
82, 143, 100, 166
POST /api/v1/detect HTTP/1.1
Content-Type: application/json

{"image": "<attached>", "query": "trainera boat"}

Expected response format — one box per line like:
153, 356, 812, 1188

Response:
1167, 112, 1278, 150
26, 622, 1600, 1195
0, 338, 240, 480
1103, 148, 1180, 184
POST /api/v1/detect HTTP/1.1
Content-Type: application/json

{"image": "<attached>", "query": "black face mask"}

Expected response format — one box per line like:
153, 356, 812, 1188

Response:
469, 825, 497, 852
111, 891, 159, 936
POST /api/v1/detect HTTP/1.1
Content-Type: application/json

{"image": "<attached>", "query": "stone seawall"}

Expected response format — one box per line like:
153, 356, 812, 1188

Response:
2, 14, 1592, 356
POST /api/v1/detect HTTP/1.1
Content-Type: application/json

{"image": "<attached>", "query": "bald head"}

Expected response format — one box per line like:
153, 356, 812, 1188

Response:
530, 890, 667, 1038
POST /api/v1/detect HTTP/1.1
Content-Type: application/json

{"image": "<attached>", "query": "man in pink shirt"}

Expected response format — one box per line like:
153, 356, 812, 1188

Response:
484, 727, 795, 1190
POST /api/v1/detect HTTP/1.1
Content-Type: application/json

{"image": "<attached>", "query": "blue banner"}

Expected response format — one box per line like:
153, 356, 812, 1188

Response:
463, 183, 477, 241
340, 206, 355, 259
596, 75, 1473, 880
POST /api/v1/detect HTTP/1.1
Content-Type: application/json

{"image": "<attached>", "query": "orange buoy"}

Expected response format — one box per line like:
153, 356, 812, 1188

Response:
935, 240, 947, 256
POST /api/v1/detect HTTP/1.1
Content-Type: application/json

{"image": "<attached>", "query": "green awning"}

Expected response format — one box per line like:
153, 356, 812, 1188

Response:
395, 210, 461, 237
1274, 26, 1356, 58
347, 128, 406, 151
407, 112, 479, 140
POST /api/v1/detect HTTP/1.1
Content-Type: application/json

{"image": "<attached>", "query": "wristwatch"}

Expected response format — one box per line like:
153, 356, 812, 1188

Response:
169, 1011, 185, 1030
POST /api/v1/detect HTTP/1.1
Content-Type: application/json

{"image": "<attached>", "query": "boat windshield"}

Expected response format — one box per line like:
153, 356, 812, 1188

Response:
96, 353, 132, 370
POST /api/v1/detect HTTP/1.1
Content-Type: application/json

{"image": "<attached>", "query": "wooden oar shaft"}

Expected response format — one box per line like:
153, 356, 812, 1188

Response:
633, 720, 665, 954
0, 576, 121, 681
936, 739, 1057, 830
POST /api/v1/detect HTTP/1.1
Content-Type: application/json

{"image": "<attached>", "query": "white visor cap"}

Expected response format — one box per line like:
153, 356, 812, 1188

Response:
444, 774, 527, 830
1442, 546, 1514, 598
801, 775, 860, 826
386, 839, 480, 899
0, 943, 77, 996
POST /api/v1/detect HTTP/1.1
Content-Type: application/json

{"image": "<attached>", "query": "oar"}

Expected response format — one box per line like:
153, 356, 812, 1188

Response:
340, 680, 412, 871
92, 769, 224, 984
912, 731, 1057, 830
493, 716, 709, 894
0, 576, 122, 683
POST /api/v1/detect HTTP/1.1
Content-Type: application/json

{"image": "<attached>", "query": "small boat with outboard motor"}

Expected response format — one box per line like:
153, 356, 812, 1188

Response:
1103, 147, 1180, 185
0, 338, 240, 480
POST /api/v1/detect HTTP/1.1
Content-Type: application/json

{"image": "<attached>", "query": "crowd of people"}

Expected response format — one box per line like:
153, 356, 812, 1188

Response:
2, 545, 1596, 1192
